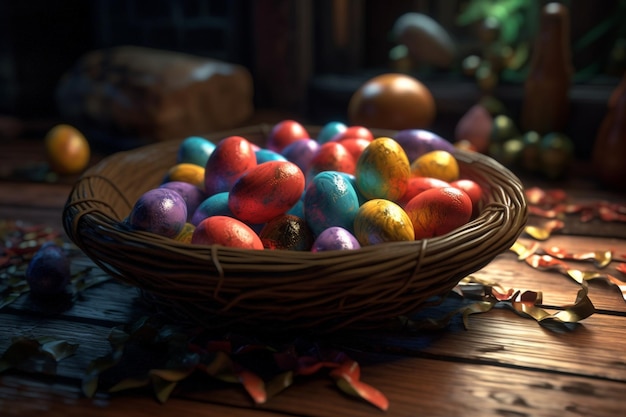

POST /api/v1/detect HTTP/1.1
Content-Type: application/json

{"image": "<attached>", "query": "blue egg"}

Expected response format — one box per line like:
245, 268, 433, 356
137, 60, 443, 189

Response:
177, 136, 216, 167
281, 139, 319, 173
304, 171, 360, 236
191, 192, 232, 226
317, 121, 347, 144
255, 148, 287, 164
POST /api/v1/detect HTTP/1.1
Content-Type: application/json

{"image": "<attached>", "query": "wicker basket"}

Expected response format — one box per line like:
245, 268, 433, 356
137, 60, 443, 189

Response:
63, 124, 527, 333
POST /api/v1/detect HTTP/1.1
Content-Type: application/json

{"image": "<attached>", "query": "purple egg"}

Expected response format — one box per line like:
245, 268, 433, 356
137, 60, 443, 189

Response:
393, 129, 455, 162
311, 226, 361, 252
160, 181, 205, 222
281, 138, 320, 174
128, 188, 188, 238
25, 242, 71, 297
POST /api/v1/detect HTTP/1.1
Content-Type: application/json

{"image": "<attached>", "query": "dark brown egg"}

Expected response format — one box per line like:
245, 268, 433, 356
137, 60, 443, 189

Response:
348, 73, 436, 130
259, 214, 314, 251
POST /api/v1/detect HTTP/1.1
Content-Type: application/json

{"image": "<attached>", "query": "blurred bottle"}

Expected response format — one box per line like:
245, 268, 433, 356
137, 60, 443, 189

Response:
520, 3, 573, 134
591, 73, 626, 190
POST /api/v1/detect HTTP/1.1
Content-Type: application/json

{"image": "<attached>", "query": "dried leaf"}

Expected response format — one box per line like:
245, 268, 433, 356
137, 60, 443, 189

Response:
544, 246, 612, 268
524, 220, 564, 240
39, 337, 79, 361
510, 240, 540, 260
238, 368, 267, 404
108, 376, 150, 393
264, 371, 294, 400
330, 359, 389, 411
151, 377, 178, 404
0, 336, 77, 375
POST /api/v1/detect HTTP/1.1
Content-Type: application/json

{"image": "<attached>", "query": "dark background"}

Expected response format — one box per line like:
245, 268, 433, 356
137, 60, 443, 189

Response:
0, 0, 623, 158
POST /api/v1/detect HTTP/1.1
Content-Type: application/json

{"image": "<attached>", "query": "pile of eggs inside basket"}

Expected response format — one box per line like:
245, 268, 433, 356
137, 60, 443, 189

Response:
125, 120, 483, 252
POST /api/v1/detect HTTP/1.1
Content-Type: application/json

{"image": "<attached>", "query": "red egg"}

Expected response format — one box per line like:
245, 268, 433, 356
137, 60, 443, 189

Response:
450, 179, 483, 219
204, 136, 257, 196
266, 120, 310, 152
330, 125, 374, 142
396, 176, 450, 207
338, 137, 370, 162
308, 142, 356, 179
404, 187, 472, 239
191, 216, 263, 249
228, 161, 305, 224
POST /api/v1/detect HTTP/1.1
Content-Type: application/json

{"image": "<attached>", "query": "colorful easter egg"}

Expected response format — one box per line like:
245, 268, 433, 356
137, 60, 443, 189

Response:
259, 214, 314, 250
228, 161, 305, 224
128, 188, 188, 238
191, 216, 263, 249
355, 137, 410, 201
317, 121, 347, 144
266, 120, 310, 152
204, 135, 257, 196
190, 192, 233, 226
353, 199, 415, 245
304, 171, 360, 236
393, 129, 455, 162
311, 227, 361, 252
160, 181, 205, 222
177, 136, 216, 167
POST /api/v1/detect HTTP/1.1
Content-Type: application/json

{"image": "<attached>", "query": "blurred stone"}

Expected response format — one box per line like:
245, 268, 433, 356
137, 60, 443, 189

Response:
454, 104, 493, 154
56, 46, 254, 149
391, 13, 456, 69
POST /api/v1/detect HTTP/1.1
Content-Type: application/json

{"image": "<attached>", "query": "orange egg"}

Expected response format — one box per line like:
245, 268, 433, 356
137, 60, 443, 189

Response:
44, 124, 90, 175
348, 73, 436, 130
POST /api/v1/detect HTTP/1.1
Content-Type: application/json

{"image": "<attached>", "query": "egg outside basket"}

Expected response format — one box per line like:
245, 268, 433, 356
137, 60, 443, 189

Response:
63, 124, 527, 334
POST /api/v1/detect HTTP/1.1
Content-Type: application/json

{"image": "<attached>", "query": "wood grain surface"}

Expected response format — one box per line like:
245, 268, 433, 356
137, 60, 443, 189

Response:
1, 137, 625, 417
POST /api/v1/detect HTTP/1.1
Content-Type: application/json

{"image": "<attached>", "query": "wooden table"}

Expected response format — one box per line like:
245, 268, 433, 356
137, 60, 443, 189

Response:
1, 137, 626, 417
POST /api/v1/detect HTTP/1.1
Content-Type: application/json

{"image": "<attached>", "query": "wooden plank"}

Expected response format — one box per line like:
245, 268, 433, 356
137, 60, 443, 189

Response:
335, 308, 626, 382
0, 374, 286, 417
472, 244, 626, 314
2, 353, 625, 417
180, 355, 626, 417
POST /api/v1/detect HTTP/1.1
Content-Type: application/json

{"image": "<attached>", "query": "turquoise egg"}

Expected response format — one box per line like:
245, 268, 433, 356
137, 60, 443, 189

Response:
303, 171, 360, 236
190, 192, 232, 226
177, 136, 216, 167
317, 121, 348, 144
255, 148, 287, 164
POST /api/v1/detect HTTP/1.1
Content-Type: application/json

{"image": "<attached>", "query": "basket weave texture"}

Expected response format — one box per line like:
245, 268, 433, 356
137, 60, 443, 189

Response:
63, 124, 528, 333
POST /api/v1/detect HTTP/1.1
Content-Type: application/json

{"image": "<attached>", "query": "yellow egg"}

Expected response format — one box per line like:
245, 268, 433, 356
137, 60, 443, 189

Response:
353, 199, 415, 246
165, 163, 205, 189
355, 137, 410, 201
173, 222, 196, 243
44, 124, 90, 175
410, 150, 459, 182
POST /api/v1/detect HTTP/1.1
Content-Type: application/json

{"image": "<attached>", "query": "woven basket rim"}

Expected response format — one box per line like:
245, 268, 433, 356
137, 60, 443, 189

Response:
63, 124, 528, 332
